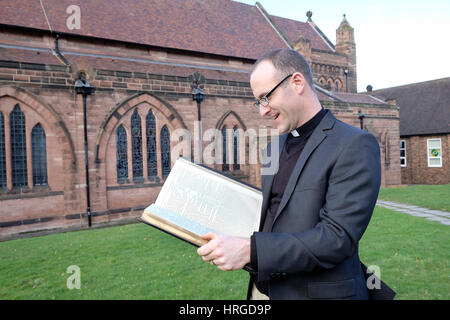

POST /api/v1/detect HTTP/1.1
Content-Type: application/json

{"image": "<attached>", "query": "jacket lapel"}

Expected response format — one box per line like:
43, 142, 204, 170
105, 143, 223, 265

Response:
273, 110, 336, 225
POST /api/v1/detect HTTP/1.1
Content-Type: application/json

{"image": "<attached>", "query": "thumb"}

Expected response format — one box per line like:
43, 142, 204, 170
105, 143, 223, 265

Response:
200, 232, 217, 241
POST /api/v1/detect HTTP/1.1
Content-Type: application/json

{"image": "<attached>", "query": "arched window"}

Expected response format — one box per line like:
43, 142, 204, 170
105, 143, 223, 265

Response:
146, 110, 157, 178
334, 79, 342, 92
160, 125, 171, 177
31, 124, 47, 186
116, 125, 128, 182
327, 79, 333, 89
0, 112, 6, 189
131, 109, 143, 182
221, 126, 229, 172
233, 126, 240, 171
10, 105, 27, 188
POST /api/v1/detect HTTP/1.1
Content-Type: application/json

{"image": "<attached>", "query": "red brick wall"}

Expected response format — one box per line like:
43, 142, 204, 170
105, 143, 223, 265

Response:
0, 31, 401, 237
401, 135, 449, 185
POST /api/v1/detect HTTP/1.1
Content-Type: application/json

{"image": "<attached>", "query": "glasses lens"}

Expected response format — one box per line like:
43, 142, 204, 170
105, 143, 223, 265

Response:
253, 101, 260, 109
260, 97, 269, 108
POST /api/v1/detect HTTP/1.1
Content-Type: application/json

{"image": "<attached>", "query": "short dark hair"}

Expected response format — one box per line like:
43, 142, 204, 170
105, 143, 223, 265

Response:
251, 48, 314, 89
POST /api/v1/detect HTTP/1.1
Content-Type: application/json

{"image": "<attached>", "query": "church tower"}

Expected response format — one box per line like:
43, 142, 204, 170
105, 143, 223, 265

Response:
336, 14, 357, 92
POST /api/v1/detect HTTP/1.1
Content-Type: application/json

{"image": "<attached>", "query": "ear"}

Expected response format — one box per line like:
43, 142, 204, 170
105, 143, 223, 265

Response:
291, 72, 307, 94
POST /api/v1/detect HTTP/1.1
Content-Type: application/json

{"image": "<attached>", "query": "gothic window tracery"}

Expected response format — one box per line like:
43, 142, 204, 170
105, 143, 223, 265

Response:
10, 105, 27, 188
0, 112, 6, 189
116, 124, 128, 182
146, 110, 157, 178
233, 126, 240, 171
31, 124, 47, 186
131, 109, 143, 181
160, 125, 171, 177
221, 126, 229, 172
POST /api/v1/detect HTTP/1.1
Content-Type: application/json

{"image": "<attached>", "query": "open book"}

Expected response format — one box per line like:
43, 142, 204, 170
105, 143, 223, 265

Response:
139, 157, 262, 247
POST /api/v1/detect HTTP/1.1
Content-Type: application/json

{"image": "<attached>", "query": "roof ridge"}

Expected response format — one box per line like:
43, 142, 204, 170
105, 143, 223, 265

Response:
307, 19, 335, 52
373, 77, 450, 92
255, 1, 292, 49
314, 85, 344, 102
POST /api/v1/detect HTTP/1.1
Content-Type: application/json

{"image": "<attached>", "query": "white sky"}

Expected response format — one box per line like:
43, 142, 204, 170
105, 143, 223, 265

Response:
235, 0, 450, 92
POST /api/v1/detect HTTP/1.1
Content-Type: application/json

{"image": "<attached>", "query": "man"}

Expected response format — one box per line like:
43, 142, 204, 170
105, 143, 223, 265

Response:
197, 48, 381, 300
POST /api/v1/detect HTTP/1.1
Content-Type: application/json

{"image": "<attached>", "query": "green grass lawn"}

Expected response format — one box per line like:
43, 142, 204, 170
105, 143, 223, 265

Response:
359, 206, 449, 300
0, 202, 448, 299
0, 222, 248, 300
378, 184, 450, 212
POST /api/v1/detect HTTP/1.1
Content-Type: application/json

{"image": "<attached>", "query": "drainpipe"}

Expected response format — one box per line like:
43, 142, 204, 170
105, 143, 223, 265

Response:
344, 68, 349, 93
54, 34, 70, 66
358, 110, 366, 130
75, 72, 94, 227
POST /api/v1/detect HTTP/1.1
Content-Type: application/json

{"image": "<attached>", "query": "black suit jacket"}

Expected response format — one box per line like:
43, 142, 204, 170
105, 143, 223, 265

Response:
249, 110, 381, 300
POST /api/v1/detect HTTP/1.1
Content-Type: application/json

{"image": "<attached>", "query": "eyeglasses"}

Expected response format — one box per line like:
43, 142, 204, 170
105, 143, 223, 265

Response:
253, 73, 293, 110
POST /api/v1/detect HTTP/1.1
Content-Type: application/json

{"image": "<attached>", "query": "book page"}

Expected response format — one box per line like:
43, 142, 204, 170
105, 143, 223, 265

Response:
154, 158, 262, 238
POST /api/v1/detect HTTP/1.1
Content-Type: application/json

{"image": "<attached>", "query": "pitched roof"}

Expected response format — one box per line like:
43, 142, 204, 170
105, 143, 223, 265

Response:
333, 92, 387, 105
271, 15, 334, 52
372, 78, 450, 136
0, 0, 334, 59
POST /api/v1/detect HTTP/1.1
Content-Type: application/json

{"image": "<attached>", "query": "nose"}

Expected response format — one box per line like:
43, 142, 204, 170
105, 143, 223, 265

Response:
259, 104, 271, 117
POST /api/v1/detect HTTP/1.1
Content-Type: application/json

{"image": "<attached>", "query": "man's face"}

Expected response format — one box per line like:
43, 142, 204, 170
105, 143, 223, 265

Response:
250, 61, 301, 134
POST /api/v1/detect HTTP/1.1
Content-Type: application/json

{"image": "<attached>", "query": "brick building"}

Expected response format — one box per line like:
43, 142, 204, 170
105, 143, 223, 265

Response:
372, 78, 449, 185
0, 0, 400, 237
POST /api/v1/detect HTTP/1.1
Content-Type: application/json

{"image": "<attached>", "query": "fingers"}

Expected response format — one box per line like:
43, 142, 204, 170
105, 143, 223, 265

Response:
200, 232, 216, 241
197, 233, 217, 257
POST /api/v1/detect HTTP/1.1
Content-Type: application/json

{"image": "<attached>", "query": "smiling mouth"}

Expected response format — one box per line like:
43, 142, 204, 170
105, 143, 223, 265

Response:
273, 113, 280, 120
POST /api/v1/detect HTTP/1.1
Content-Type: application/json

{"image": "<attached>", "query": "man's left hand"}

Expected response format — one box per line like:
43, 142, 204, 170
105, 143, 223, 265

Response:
197, 233, 251, 271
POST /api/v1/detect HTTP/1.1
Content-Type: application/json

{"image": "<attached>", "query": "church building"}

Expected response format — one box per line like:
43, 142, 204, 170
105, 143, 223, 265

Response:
0, 0, 400, 237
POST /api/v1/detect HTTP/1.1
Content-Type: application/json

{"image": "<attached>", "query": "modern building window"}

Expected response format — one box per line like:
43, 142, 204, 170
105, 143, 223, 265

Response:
131, 109, 143, 181
146, 110, 157, 178
160, 125, 171, 177
10, 105, 27, 188
31, 124, 48, 186
116, 125, 128, 182
427, 138, 442, 167
0, 112, 6, 189
400, 140, 406, 167
221, 126, 229, 172
233, 126, 240, 171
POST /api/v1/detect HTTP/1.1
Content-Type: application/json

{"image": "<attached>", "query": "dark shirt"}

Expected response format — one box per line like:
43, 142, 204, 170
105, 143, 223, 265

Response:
250, 108, 326, 292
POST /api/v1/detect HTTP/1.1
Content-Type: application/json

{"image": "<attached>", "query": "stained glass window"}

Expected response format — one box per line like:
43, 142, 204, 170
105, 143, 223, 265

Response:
116, 125, 128, 182
131, 109, 143, 181
222, 126, 229, 171
233, 126, 240, 171
161, 125, 171, 177
10, 105, 28, 188
31, 124, 47, 186
146, 110, 157, 178
0, 112, 6, 189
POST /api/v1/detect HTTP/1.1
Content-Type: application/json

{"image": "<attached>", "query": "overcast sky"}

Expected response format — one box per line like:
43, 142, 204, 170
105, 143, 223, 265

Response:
235, 0, 450, 92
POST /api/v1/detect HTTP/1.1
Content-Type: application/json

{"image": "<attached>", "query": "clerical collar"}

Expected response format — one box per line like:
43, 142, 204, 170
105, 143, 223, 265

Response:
290, 108, 326, 137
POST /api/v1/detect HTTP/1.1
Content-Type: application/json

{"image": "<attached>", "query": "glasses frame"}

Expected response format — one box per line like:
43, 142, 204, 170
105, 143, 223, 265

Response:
253, 73, 293, 110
